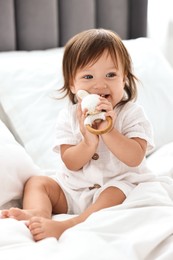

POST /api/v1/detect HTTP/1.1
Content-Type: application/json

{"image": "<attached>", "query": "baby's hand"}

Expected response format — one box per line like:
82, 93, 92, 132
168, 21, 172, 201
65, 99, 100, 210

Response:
96, 97, 116, 131
77, 103, 99, 143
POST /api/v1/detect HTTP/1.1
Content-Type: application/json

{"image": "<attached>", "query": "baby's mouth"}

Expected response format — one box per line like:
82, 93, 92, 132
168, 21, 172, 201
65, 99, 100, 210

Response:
99, 94, 110, 99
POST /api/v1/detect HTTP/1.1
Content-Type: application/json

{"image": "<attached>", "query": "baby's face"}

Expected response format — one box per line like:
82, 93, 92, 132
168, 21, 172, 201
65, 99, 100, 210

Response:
70, 50, 125, 108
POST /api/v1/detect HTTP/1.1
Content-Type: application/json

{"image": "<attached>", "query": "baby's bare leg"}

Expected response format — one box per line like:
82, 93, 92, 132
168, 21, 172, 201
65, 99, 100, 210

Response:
1, 176, 67, 220
28, 186, 126, 241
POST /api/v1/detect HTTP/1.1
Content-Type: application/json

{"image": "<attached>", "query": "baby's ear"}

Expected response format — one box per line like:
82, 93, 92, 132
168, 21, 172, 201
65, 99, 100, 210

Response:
77, 90, 89, 100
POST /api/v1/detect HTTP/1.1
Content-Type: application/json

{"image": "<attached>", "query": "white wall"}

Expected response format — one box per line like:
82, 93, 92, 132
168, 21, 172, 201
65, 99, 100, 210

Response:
147, 0, 173, 67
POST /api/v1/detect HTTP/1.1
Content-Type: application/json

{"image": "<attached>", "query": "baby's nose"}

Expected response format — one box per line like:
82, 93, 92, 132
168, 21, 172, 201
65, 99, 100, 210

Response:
93, 82, 107, 90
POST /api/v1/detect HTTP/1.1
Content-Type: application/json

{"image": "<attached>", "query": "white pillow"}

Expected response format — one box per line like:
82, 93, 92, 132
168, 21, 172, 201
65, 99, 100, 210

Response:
0, 48, 69, 172
123, 38, 173, 152
0, 120, 41, 208
147, 142, 173, 176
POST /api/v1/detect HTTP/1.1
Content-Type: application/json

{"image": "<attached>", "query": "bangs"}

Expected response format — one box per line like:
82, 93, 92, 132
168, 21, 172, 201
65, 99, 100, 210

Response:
70, 31, 120, 76
79, 46, 119, 70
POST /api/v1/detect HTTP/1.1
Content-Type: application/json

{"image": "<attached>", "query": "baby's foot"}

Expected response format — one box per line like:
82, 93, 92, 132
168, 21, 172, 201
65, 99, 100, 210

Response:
28, 217, 74, 241
1, 207, 34, 220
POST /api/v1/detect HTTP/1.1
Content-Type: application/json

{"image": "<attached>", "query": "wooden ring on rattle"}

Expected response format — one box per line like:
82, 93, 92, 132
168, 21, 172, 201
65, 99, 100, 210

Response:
86, 116, 112, 135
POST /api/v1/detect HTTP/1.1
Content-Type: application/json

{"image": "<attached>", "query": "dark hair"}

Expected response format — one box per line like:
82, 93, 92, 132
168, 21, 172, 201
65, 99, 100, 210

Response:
59, 28, 138, 106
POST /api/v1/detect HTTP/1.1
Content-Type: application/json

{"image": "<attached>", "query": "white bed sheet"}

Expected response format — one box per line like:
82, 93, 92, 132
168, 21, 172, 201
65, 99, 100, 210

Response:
1, 176, 173, 260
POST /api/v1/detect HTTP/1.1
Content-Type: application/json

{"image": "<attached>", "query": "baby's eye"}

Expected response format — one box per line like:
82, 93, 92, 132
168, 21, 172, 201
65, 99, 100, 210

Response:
83, 75, 93, 79
106, 72, 116, 78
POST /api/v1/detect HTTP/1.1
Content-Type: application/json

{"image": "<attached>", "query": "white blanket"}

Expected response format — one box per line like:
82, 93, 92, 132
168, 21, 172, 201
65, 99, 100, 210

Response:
1, 176, 173, 260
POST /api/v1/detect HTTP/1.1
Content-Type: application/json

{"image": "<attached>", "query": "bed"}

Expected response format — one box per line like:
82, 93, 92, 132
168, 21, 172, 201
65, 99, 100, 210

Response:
1, 0, 173, 259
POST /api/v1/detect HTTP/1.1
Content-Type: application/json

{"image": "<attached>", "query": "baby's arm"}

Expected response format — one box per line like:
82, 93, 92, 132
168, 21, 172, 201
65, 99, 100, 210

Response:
61, 139, 97, 171
102, 129, 147, 167
96, 97, 147, 166
60, 103, 99, 171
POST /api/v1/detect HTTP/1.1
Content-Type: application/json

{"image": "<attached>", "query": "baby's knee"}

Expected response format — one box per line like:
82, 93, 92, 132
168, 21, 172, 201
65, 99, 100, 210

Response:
24, 175, 50, 190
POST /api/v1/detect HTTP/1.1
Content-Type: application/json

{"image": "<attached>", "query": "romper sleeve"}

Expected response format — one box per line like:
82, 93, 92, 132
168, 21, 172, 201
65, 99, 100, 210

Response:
53, 104, 81, 153
116, 102, 154, 154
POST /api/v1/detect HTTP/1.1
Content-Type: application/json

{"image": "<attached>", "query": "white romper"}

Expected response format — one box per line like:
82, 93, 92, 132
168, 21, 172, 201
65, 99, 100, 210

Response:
53, 101, 154, 214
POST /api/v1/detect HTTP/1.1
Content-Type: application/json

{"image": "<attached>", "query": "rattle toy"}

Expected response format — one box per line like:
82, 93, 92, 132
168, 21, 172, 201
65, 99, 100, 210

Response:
77, 90, 112, 135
